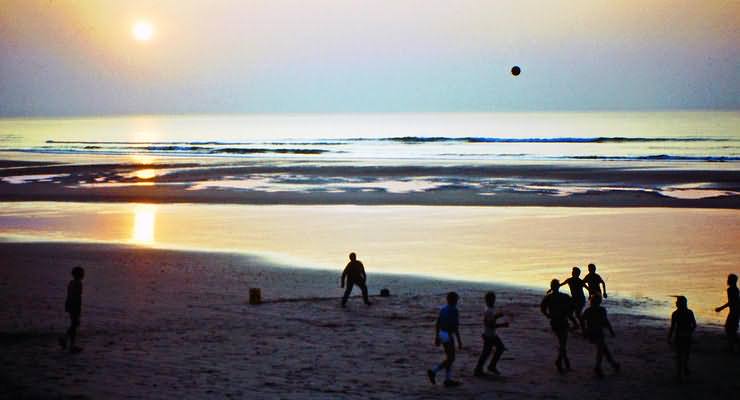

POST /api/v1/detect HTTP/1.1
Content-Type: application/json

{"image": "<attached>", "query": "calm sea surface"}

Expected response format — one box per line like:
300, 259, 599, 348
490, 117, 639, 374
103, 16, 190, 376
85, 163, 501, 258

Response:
1, 112, 739, 165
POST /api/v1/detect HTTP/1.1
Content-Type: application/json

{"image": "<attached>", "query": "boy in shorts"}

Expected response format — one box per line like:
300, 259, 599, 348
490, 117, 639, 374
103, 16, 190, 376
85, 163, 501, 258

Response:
427, 292, 463, 387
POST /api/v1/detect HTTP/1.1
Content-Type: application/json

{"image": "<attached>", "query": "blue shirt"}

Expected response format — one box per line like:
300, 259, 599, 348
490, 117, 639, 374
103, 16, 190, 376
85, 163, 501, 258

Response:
438, 304, 459, 332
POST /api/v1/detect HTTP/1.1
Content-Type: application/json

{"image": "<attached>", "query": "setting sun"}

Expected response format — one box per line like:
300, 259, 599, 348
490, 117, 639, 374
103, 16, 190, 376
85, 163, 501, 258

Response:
132, 21, 154, 41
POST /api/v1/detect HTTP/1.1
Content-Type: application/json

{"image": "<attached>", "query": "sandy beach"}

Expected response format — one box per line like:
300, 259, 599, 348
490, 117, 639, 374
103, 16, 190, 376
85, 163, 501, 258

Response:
2, 242, 738, 399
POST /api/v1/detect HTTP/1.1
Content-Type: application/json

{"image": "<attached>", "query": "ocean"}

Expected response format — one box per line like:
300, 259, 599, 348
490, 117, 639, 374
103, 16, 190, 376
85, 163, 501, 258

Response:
1, 112, 739, 164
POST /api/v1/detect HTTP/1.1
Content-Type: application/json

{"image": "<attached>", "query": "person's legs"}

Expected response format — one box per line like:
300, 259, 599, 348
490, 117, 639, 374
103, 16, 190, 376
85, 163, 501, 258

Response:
567, 313, 579, 330
575, 299, 585, 331
729, 317, 739, 350
68, 313, 80, 351
683, 339, 691, 374
558, 327, 570, 370
443, 341, 457, 384
341, 282, 354, 306
474, 335, 493, 374
602, 342, 618, 368
678, 349, 688, 380
430, 334, 454, 384
489, 335, 506, 373
357, 281, 370, 305
552, 323, 569, 372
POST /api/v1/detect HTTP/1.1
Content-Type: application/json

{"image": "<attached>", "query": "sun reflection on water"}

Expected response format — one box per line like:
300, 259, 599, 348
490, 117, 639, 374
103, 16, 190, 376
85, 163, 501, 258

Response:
132, 204, 156, 244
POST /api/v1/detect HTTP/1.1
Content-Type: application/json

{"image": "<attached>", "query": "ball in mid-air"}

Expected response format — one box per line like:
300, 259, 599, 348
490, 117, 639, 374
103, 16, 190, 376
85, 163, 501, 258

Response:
511, 66, 521, 76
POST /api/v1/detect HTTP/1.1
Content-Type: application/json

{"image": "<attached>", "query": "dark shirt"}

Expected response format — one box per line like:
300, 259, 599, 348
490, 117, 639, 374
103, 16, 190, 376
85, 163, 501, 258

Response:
342, 260, 366, 284
438, 304, 459, 333
583, 272, 604, 294
65, 279, 82, 314
564, 277, 586, 300
728, 286, 739, 318
540, 292, 573, 322
582, 305, 609, 337
671, 308, 696, 338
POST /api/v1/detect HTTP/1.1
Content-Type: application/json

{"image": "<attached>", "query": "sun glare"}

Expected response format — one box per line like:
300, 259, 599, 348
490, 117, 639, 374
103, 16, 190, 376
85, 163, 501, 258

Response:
132, 21, 154, 41
132, 204, 156, 244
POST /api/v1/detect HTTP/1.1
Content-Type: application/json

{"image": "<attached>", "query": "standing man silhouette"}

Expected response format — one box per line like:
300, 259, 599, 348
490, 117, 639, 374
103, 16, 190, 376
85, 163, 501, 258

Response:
341, 252, 371, 307
715, 273, 739, 351
59, 266, 85, 353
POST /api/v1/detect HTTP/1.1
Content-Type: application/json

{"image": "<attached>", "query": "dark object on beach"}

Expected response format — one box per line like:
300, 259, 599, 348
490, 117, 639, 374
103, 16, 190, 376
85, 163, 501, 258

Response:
380, 288, 390, 297
249, 288, 262, 305
511, 66, 521, 76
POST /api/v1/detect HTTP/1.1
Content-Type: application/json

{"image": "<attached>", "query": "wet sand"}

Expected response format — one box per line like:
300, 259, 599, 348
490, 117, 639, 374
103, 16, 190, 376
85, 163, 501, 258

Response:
1, 158, 739, 207
2, 242, 738, 399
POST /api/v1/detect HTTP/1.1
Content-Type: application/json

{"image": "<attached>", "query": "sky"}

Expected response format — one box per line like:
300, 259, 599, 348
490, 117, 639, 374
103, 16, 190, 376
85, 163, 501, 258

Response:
0, 0, 738, 116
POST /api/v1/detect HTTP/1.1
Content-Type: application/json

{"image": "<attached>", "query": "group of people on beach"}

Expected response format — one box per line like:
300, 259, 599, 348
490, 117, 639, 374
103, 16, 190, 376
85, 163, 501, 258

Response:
423, 264, 621, 387
60, 254, 739, 389
339, 255, 740, 386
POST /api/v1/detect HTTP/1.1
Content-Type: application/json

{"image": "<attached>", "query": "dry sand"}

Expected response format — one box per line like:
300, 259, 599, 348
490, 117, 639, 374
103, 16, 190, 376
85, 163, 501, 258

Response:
1, 242, 738, 399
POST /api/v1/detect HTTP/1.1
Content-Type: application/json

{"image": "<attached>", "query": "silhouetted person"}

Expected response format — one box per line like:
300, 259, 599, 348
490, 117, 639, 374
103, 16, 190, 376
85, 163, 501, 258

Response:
715, 273, 739, 351
427, 292, 463, 387
340, 252, 370, 307
668, 296, 696, 382
583, 263, 607, 299
560, 266, 586, 331
58, 266, 84, 353
541, 279, 574, 373
474, 291, 509, 377
582, 294, 620, 377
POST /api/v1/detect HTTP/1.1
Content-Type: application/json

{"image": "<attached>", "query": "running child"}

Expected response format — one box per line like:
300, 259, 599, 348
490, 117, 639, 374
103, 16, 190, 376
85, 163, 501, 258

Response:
474, 291, 509, 377
427, 292, 463, 387
582, 294, 620, 377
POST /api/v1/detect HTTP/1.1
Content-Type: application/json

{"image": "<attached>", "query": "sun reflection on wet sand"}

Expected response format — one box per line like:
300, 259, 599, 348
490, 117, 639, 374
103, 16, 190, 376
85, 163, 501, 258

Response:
132, 169, 157, 180
0, 202, 738, 322
131, 204, 156, 244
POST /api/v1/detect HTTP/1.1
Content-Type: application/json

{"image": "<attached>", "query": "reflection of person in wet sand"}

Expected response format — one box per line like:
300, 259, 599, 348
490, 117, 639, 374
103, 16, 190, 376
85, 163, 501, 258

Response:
668, 296, 696, 382
340, 252, 371, 307
582, 294, 620, 377
559, 267, 586, 331
59, 266, 85, 353
583, 263, 607, 299
715, 273, 739, 351
427, 292, 463, 387
540, 279, 574, 373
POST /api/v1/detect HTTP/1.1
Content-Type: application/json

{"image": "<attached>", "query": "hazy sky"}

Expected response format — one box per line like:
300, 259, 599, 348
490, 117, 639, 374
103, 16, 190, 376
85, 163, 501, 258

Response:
1, 0, 738, 116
